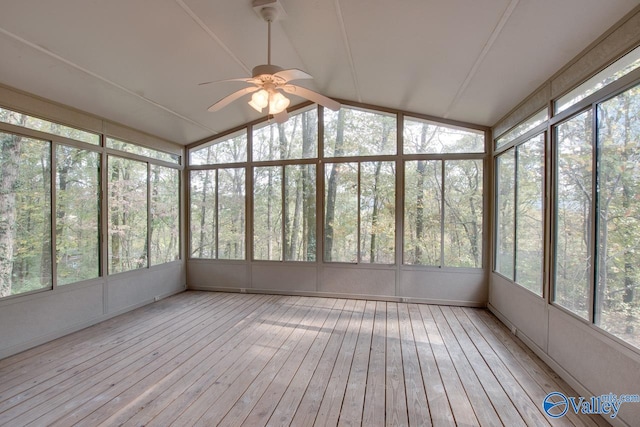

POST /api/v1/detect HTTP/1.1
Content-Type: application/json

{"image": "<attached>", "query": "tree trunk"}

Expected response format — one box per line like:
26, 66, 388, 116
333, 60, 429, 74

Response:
324, 108, 346, 261
198, 149, 214, 258
110, 162, 121, 272
368, 122, 392, 262
39, 154, 52, 285
302, 112, 316, 260
0, 133, 22, 297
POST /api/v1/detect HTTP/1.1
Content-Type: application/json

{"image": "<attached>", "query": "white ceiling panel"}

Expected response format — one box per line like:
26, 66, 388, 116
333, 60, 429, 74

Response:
0, 0, 638, 145
447, 0, 640, 124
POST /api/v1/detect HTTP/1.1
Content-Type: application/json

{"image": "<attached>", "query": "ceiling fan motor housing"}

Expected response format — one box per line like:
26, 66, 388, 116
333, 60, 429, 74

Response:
252, 64, 284, 79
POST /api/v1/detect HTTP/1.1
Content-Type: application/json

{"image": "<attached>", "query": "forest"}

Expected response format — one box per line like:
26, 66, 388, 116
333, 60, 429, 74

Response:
0, 109, 180, 298
495, 82, 640, 348
4, 82, 639, 349
189, 106, 484, 268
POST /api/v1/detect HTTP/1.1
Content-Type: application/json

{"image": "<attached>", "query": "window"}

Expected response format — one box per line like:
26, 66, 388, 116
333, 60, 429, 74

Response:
0, 107, 181, 298
324, 106, 396, 157
556, 45, 640, 113
218, 168, 245, 259
444, 160, 483, 268
495, 149, 515, 279
0, 106, 99, 145
253, 165, 317, 261
404, 117, 484, 154
554, 110, 593, 319
284, 164, 316, 262
360, 162, 395, 263
190, 170, 216, 258
254, 166, 283, 260
495, 108, 548, 149
324, 162, 358, 262
150, 165, 180, 265
108, 156, 148, 273
190, 168, 246, 260
515, 135, 544, 290
252, 107, 318, 161
56, 145, 100, 284
107, 137, 179, 164
324, 161, 396, 263
189, 130, 247, 165
404, 160, 441, 266
187, 103, 485, 270
404, 159, 483, 268
0, 131, 51, 297
595, 83, 640, 348
494, 134, 544, 294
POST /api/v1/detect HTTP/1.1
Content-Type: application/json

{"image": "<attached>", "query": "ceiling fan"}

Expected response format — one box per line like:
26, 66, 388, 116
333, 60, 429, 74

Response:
202, 1, 340, 123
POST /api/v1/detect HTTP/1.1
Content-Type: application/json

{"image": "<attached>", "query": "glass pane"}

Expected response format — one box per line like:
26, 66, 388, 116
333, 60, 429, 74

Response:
404, 117, 484, 154
253, 166, 283, 261
556, 45, 640, 113
56, 146, 99, 285
515, 134, 544, 294
554, 110, 593, 319
324, 106, 396, 157
495, 150, 515, 279
218, 168, 245, 260
108, 156, 148, 274
150, 166, 180, 265
0, 132, 51, 297
284, 164, 316, 262
190, 130, 247, 165
360, 161, 395, 263
0, 106, 99, 145
324, 162, 358, 262
253, 107, 318, 161
107, 137, 179, 164
444, 160, 483, 268
596, 84, 640, 348
404, 160, 441, 266
496, 108, 548, 149
190, 170, 216, 258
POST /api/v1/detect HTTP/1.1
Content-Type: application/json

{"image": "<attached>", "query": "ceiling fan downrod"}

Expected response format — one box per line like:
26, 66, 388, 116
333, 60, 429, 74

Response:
259, 6, 279, 66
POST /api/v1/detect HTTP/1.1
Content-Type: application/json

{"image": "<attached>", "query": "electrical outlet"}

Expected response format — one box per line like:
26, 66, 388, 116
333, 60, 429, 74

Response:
511, 325, 517, 335
154, 296, 161, 302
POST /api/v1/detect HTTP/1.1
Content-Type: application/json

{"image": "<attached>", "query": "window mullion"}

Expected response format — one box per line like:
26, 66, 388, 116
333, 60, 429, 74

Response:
440, 160, 445, 267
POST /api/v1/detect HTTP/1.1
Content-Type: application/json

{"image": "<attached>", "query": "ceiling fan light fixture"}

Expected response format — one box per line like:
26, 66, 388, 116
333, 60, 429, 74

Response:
268, 91, 290, 114
248, 89, 269, 112
205, 0, 340, 118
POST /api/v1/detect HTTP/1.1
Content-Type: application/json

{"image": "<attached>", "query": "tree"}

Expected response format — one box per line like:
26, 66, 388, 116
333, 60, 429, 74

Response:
0, 131, 22, 297
324, 108, 346, 261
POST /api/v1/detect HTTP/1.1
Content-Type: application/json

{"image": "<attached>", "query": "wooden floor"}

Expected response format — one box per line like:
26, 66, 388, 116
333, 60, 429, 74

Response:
0, 291, 610, 426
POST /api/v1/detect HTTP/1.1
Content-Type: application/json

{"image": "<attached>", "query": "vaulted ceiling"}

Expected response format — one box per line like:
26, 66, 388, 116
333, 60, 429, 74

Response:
0, 0, 638, 145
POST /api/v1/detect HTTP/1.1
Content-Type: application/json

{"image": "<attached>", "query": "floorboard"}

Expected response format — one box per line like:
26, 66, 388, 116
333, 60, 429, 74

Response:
0, 291, 610, 426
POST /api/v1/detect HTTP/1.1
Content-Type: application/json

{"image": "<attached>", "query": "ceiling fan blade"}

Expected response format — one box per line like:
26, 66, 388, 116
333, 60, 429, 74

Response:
273, 69, 313, 83
281, 85, 340, 111
198, 77, 258, 86
273, 110, 289, 124
208, 86, 260, 112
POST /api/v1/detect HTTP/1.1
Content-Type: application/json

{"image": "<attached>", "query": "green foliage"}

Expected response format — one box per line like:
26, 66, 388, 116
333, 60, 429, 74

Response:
494, 134, 544, 294
150, 165, 180, 265
108, 156, 148, 273
596, 84, 640, 346
56, 145, 100, 285
555, 110, 593, 319
0, 132, 51, 297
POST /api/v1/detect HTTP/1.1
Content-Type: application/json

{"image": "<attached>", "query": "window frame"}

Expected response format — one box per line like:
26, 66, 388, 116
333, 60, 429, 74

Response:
0, 104, 183, 300
186, 102, 487, 272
